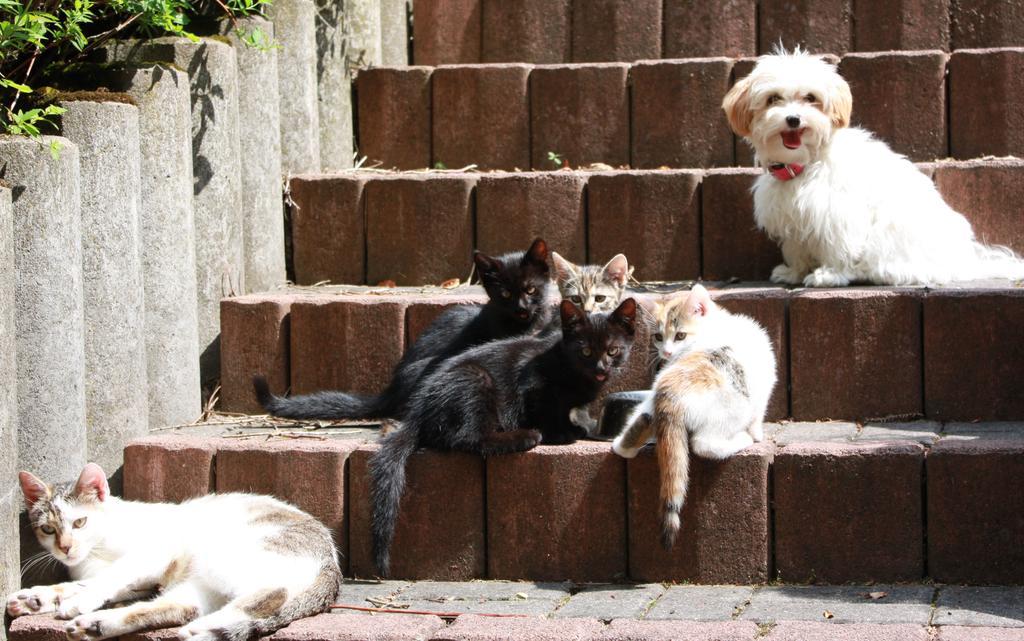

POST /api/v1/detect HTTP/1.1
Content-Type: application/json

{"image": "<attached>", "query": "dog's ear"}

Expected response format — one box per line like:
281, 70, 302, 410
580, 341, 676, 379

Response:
827, 73, 853, 129
722, 75, 754, 137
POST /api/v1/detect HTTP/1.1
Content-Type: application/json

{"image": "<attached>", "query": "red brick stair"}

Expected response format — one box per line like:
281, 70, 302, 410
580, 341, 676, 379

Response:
410, 0, 1024, 65
117, 419, 1024, 585
355, 49, 1024, 170
285, 161, 1024, 287
219, 282, 1024, 424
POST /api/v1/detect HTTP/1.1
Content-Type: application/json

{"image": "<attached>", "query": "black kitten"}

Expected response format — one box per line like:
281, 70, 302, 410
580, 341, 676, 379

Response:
369, 297, 638, 576
253, 238, 554, 421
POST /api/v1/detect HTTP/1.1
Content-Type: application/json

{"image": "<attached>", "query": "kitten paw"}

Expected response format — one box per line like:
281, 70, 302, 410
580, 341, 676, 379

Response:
65, 614, 106, 641
6, 589, 52, 617
610, 434, 643, 458
803, 267, 851, 287
569, 407, 598, 434
611, 440, 641, 459
770, 263, 805, 285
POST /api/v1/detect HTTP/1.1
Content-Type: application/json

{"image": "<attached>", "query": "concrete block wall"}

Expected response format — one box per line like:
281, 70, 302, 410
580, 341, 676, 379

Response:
222, 18, 288, 294
0, 136, 87, 488
0, 185, 17, 637
59, 99, 149, 480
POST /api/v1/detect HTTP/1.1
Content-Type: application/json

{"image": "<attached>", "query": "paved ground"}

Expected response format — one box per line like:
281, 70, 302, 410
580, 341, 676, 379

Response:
327, 581, 1024, 627
10, 583, 1023, 640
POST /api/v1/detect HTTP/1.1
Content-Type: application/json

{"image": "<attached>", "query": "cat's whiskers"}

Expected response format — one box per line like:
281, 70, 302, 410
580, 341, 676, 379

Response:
20, 550, 59, 578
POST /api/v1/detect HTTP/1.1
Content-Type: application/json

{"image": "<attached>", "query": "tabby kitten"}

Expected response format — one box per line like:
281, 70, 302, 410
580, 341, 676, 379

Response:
551, 251, 632, 431
551, 252, 631, 312
6, 464, 339, 641
370, 298, 638, 576
255, 238, 555, 421
612, 285, 776, 548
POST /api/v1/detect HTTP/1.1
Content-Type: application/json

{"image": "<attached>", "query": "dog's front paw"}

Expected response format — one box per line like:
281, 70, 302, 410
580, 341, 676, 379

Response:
804, 267, 851, 287
770, 263, 805, 285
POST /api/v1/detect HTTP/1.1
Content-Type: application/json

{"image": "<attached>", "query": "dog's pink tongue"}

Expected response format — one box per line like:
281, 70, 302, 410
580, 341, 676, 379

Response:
781, 130, 803, 149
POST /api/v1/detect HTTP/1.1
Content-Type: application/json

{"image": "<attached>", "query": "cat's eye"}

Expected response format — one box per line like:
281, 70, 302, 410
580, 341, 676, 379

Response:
608, 346, 620, 356
581, 346, 592, 357
675, 332, 686, 341
40, 524, 55, 535
654, 333, 664, 342
571, 296, 582, 304
501, 289, 511, 299
525, 286, 536, 295
594, 295, 606, 302
72, 517, 87, 529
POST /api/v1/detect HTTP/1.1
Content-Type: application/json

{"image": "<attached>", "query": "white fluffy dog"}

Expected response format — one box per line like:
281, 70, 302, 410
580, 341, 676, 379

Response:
722, 48, 1024, 287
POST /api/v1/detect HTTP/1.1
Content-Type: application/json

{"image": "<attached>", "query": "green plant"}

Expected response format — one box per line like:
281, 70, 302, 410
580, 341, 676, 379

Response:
0, 0, 272, 145
546, 150, 565, 168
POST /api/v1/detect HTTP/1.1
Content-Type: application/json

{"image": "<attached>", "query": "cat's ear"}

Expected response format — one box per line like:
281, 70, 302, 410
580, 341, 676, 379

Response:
610, 297, 637, 336
523, 238, 549, 270
473, 251, 500, 278
685, 284, 713, 318
74, 463, 109, 503
551, 251, 577, 283
559, 299, 586, 331
18, 471, 49, 508
602, 254, 630, 287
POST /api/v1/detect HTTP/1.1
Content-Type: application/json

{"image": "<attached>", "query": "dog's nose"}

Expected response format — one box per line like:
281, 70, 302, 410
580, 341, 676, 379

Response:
786, 115, 801, 128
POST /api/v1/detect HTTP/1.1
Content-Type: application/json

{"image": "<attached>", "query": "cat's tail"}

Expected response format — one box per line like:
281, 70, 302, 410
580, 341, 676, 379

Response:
654, 389, 690, 550
368, 421, 420, 577
253, 374, 400, 420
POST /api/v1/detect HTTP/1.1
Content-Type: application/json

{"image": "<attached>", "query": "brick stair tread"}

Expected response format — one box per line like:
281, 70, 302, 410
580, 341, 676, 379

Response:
284, 161, 1024, 287
153, 418, 1024, 445
220, 280, 1024, 423
356, 49, 1024, 170
412, 1, 1024, 66
10, 584, 1023, 640
121, 427, 1024, 584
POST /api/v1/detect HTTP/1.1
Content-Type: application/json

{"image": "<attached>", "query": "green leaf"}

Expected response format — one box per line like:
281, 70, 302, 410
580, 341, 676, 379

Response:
0, 78, 31, 92
49, 139, 62, 160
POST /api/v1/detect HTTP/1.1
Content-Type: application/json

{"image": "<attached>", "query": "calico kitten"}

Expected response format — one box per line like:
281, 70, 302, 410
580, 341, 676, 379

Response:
370, 298, 638, 576
611, 285, 776, 548
254, 238, 555, 421
6, 464, 339, 641
551, 252, 631, 313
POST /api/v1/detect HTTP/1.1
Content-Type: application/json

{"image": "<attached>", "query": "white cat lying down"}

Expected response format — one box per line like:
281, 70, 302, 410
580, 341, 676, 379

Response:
6, 463, 340, 641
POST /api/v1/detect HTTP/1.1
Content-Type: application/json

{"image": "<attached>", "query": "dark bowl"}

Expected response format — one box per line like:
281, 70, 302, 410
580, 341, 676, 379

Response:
594, 390, 653, 440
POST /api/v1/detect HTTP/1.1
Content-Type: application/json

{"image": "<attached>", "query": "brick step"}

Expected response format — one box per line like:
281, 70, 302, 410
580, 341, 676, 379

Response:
286, 161, 1024, 288
356, 49, 1024, 170
219, 282, 1024, 423
122, 421, 1024, 584
11, 583, 1024, 640
414, 0, 1024, 65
